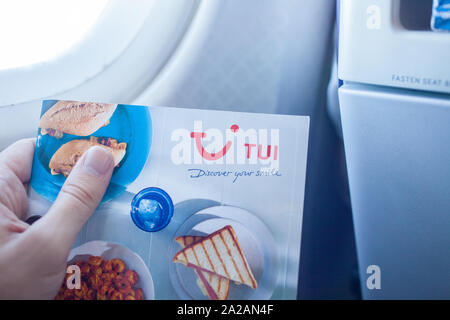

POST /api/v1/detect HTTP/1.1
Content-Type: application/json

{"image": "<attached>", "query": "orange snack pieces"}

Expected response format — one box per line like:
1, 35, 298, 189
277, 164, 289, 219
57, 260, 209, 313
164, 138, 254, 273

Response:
55, 256, 143, 300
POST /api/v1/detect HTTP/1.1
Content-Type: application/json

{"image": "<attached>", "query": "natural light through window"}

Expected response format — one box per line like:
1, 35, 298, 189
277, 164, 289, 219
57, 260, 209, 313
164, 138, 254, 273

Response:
0, 0, 109, 71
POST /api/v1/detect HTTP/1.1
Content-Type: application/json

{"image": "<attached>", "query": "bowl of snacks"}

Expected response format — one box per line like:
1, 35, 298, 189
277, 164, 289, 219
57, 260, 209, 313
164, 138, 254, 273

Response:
55, 241, 154, 300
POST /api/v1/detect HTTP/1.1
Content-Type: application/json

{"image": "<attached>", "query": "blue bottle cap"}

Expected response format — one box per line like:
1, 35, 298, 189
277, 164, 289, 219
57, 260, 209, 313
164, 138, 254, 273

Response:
130, 187, 174, 232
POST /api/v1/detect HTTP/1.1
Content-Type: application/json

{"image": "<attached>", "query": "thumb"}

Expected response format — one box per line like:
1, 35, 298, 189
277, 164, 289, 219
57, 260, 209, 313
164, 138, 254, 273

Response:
33, 146, 114, 251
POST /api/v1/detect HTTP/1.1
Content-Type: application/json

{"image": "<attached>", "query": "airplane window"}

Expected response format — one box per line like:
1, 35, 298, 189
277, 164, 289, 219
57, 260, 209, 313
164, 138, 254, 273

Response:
0, 0, 197, 107
0, 0, 109, 70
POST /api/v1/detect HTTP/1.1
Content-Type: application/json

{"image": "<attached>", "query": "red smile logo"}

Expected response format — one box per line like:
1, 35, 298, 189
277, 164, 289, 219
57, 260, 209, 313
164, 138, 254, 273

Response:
190, 125, 240, 161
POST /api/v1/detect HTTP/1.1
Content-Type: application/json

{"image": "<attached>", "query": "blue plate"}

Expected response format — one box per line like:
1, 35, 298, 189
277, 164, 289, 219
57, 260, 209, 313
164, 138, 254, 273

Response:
30, 101, 152, 203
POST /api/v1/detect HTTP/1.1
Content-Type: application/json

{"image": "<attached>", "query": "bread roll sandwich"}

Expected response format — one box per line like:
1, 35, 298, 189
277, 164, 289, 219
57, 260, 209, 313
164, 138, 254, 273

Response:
49, 136, 127, 177
39, 101, 117, 138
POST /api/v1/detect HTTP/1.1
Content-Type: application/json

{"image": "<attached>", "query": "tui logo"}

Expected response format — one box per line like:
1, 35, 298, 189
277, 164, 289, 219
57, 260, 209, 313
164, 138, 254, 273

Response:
171, 121, 279, 170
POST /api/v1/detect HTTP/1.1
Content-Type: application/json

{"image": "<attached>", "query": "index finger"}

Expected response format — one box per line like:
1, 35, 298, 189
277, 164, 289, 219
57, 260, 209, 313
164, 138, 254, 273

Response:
0, 138, 36, 183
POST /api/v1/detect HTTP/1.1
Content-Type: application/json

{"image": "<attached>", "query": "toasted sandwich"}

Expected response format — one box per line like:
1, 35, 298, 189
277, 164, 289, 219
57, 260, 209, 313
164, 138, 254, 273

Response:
175, 235, 230, 300
49, 136, 127, 177
39, 101, 117, 138
173, 225, 257, 289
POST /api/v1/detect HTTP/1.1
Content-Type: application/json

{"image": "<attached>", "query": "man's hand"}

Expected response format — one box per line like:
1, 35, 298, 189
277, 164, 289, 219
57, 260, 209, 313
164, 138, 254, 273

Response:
0, 138, 114, 299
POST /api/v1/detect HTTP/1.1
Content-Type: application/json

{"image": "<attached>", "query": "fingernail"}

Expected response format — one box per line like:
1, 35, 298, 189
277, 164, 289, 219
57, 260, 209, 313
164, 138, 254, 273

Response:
83, 146, 114, 176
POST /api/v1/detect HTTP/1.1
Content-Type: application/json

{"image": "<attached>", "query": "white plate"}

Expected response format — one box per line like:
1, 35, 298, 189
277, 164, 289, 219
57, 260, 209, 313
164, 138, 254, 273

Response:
168, 205, 279, 300
68, 241, 155, 300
